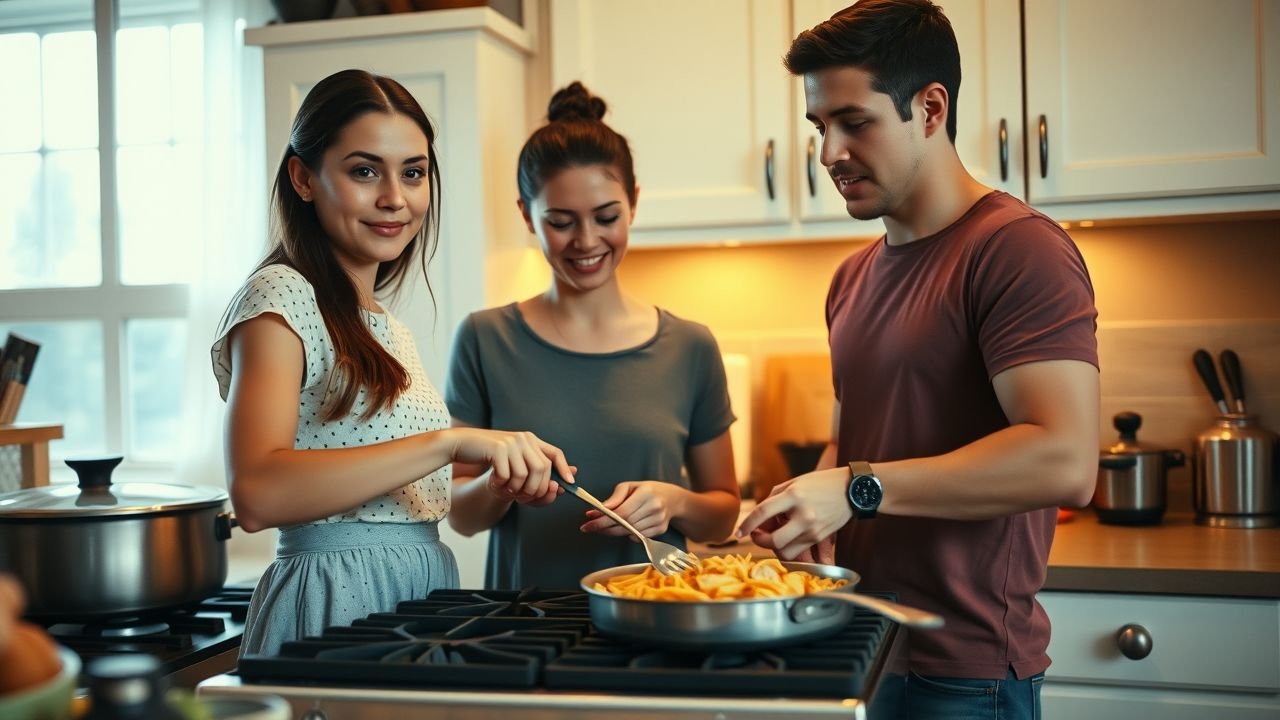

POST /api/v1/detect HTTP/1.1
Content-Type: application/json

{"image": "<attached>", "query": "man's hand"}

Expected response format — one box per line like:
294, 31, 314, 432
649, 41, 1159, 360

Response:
736, 467, 851, 560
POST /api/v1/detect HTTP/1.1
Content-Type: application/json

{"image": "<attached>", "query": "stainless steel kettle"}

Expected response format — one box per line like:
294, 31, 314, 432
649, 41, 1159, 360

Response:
1193, 414, 1279, 528
1094, 412, 1184, 525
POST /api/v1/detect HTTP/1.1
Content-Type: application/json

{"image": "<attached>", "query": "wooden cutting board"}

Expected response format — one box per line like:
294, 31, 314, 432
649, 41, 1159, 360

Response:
756, 354, 832, 501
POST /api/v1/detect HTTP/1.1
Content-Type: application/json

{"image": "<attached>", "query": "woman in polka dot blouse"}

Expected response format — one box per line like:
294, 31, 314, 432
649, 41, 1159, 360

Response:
212, 69, 574, 656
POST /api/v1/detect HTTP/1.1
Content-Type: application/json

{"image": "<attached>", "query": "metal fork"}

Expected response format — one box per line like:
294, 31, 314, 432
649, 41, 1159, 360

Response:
553, 475, 700, 575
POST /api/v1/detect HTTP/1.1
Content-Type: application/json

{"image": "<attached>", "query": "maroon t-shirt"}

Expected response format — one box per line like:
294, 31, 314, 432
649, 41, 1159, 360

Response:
826, 191, 1098, 680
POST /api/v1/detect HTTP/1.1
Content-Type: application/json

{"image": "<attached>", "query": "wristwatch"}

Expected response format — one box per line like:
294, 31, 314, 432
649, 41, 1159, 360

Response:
846, 461, 882, 519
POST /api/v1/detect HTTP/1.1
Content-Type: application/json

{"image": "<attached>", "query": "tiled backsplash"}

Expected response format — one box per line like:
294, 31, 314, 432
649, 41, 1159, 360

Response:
1097, 319, 1279, 511
718, 319, 1280, 511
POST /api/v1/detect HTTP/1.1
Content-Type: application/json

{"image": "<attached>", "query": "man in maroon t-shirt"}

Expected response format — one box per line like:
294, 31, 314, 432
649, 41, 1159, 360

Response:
735, 2, 1099, 718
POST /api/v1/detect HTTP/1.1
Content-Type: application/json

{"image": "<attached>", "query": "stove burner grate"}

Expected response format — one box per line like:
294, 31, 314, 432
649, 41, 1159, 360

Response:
34, 584, 254, 668
394, 588, 590, 619
238, 616, 590, 689
543, 612, 893, 697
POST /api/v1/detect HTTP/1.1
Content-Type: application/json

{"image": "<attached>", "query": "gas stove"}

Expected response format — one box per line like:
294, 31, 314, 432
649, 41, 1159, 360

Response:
198, 588, 902, 719
40, 584, 253, 688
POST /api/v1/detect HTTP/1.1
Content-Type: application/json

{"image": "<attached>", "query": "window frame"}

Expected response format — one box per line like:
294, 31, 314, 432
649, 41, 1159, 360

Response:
0, 0, 199, 468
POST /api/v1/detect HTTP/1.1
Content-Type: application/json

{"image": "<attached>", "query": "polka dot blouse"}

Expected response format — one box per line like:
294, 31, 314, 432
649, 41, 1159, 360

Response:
211, 264, 451, 524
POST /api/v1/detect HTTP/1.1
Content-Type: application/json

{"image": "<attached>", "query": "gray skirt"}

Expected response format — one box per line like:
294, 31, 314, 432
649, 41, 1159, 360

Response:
239, 521, 459, 657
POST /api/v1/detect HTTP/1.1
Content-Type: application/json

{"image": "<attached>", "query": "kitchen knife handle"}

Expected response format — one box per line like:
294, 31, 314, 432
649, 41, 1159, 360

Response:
1219, 349, 1246, 413
1192, 349, 1230, 415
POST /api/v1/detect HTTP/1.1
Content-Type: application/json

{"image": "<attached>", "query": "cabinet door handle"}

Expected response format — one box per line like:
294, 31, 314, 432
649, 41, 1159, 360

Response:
1116, 623, 1153, 660
807, 136, 817, 197
765, 139, 776, 201
1038, 114, 1049, 179
998, 118, 1009, 182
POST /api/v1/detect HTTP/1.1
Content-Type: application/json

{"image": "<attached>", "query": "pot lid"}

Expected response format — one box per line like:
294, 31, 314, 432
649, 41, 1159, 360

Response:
1103, 411, 1170, 456
0, 456, 227, 519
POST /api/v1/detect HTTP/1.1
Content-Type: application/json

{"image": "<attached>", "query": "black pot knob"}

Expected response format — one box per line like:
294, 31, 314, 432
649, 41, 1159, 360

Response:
1116, 623, 1153, 660
1113, 412, 1142, 442
65, 456, 124, 490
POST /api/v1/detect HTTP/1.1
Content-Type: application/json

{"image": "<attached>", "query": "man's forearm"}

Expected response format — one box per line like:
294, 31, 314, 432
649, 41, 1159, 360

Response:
873, 422, 1096, 520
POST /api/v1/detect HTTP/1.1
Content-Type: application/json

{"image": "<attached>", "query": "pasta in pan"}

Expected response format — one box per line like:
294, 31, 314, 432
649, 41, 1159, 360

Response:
593, 554, 848, 601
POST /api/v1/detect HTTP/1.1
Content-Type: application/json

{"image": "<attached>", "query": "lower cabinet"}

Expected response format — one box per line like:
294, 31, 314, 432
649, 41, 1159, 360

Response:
1038, 591, 1280, 718
1042, 683, 1280, 719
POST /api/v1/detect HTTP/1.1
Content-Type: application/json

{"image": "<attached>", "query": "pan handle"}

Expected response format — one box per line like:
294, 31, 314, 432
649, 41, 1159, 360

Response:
215, 512, 239, 541
812, 590, 945, 629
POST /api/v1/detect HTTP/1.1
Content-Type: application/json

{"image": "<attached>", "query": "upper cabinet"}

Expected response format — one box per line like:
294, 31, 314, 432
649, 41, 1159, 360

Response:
549, 0, 1280, 246
1024, 0, 1280, 211
551, 0, 884, 245
551, 0, 794, 232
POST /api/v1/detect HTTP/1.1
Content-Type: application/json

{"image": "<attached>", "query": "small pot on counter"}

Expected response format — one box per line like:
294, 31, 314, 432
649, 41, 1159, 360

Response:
1094, 412, 1184, 525
0, 456, 237, 620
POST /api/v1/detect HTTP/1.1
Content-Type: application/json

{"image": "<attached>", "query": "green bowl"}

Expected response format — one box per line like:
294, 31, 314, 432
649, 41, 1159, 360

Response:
0, 645, 79, 720
0, 645, 80, 717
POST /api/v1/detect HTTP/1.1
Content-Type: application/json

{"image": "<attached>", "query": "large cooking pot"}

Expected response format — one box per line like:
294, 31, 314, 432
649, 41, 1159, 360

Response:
580, 561, 942, 650
0, 456, 237, 620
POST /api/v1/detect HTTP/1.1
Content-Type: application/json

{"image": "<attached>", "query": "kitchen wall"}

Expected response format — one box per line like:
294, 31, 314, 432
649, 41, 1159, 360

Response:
616, 216, 1280, 510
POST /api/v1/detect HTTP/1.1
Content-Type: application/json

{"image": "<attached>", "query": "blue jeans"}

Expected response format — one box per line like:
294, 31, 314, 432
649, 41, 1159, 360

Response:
869, 666, 1044, 720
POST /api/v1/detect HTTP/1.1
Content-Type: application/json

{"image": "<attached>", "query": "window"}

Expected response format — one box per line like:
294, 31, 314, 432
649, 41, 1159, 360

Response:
0, 0, 202, 464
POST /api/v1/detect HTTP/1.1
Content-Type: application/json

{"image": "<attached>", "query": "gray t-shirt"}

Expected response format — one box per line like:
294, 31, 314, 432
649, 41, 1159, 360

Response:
446, 303, 736, 590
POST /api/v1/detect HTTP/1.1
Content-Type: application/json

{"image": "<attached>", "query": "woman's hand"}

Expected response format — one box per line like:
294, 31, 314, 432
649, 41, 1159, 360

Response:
445, 428, 572, 506
580, 481, 684, 538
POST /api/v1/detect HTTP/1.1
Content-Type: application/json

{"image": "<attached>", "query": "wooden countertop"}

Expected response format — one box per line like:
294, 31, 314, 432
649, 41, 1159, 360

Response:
692, 508, 1280, 599
1045, 509, 1279, 598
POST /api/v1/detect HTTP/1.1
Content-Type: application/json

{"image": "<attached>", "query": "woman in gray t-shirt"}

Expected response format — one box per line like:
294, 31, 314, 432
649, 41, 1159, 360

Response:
445, 82, 741, 590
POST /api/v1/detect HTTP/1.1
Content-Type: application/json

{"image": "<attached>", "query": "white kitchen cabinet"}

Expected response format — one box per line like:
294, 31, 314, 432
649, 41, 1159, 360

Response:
551, 0, 794, 233
1038, 590, 1280, 717
550, 0, 884, 246
1024, 0, 1280, 216
552, 0, 1025, 244
244, 9, 535, 588
549, 0, 1279, 246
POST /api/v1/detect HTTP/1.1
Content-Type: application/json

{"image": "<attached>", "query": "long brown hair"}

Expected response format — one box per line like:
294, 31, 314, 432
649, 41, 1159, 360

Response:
262, 69, 442, 422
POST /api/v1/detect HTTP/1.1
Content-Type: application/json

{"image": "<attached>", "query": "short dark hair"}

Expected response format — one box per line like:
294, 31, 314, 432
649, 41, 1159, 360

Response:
785, 0, 961, 143
517, 81, 637, 207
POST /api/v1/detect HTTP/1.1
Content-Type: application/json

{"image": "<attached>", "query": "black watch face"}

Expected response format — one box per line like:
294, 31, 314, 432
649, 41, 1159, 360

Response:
851, 476, 882, 509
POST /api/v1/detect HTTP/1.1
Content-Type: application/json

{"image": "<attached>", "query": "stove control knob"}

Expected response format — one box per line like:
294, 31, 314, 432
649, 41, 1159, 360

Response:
301, 710, 328, 720
1116, 623, 1153, 660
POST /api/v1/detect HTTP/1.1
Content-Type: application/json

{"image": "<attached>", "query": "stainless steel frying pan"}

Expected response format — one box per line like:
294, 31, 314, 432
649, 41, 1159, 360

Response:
580, 560, 942, 651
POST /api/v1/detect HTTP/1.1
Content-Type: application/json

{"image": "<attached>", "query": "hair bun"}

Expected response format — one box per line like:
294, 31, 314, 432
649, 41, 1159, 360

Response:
547, 81, 607, 123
